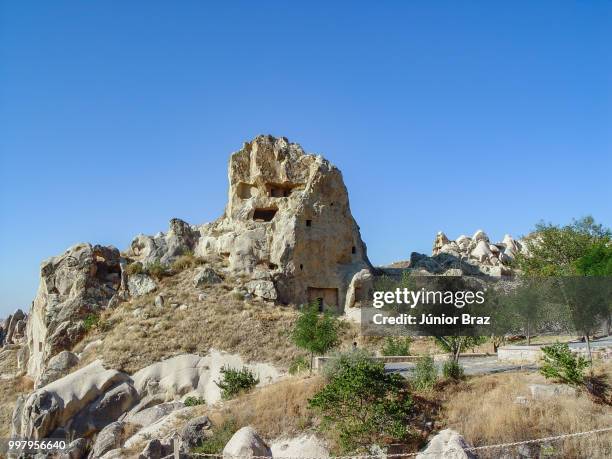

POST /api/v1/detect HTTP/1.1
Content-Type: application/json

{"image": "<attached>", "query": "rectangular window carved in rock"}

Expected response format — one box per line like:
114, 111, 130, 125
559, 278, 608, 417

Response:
253, 208, 277, 222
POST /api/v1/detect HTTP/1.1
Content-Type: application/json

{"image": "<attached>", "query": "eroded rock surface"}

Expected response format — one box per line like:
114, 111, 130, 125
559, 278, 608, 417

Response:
127, 135, 373, 309
26, 243, 123, 383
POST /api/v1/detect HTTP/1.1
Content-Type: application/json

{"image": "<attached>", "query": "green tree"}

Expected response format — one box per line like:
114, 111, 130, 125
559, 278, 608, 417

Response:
308, 353, 412, 452
381, 336, 412, 356
291, 302, 339, 374
516, 216, 610, 276
540, 343, 589, 386
575, 243, 612, 335
434, 336, 486, 363
516, 216, 611, 369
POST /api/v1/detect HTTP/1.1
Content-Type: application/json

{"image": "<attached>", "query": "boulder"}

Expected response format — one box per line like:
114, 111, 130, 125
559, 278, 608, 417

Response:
125, 401, 185, 427
26, 243, 122, 384
193, 267, 222, 287
128, 274, 157, 297
139, 439, 164, 459
13, 359, 132, 439
417, 429, 476, 458
89, 421, 131, 459
470, 240, 493, 263
154, 294, 165, 308
71, 381, 138, 438
60, 438, 89, 459
270, 435, 329, 458
5, 309, 26, 345
37, 350, 80, 388
245, 280, 277, 300
223, 426, 271, 459
344, 268, 374, 312
181, 415, 212, 447
472, 230, 489, 243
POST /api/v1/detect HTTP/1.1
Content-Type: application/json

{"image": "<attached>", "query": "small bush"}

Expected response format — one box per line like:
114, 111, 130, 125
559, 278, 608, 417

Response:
412, 355, 437, 390
381, 336, 412, 356
125, 262, 144, 276
289, 356, 310, 375
540, 342, 588, 386
308, 350, 412, 452
83, 314, 99, 332
171, 252, 205, 272
443, 360, 464, 380
215, 366, 259, 400
192, 419, 237, 454
184, 396, 206, 406
146, 261, 170, 280
322, 349, 373, 380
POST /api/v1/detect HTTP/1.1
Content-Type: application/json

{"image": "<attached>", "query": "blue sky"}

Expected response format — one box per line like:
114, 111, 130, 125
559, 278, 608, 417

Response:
1, 1, 610, 316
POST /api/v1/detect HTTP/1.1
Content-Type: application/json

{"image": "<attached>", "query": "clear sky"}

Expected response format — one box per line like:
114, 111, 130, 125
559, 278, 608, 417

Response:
1, 1, 610, 316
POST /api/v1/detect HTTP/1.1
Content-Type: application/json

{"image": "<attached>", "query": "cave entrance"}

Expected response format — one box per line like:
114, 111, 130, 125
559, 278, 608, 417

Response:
307, 287, 339, 312
267, 183, 301, 198
253, 208, 278, 222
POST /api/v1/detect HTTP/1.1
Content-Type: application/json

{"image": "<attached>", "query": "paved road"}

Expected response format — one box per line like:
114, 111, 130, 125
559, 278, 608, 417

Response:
386, 336, 611, 377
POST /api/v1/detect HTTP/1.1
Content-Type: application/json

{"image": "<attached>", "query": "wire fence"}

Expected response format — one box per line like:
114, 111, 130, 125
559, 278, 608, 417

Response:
191, 426, 612, 458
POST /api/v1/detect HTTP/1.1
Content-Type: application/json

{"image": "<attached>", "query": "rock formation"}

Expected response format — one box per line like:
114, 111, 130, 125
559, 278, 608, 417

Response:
26, 243, 123, 384
410, 230, 526, 277
127, 135, 373, 311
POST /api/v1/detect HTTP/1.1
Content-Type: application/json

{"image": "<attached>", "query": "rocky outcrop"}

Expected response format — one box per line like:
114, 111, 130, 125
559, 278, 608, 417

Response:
131, 351, 280, 404
26, 243, 123, 383
89, 421, 133, 459
270, 435, 329, 458
2, 309, 28, 346
37, 350, 79, 388
416, 429, 476, 458
127, 135, 373, 310
181, 415, 212, 448
127, 274, 157, 296
413, 230, 526, 277
223, 426, 272, 459
13, 360, 134, 440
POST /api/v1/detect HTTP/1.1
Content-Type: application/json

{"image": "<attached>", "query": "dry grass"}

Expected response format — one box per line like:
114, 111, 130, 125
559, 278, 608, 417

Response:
210, 375, 324, 439
75, 266, 359, 374
0, 348, 33, 437
439, 365, 612, 458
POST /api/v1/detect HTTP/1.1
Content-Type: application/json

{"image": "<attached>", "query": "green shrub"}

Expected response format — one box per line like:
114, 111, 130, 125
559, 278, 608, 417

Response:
171, 251, 205, 272
191, 419, 237, 454
540, 343, 588, 386
412, 355, 437, 390
184, 396, 206, 406
322, 349, 373, 380
442, 360, 464, 380
125, 262, 144, 275
289, 356, 310, 375
291, 302, 339, 373
146, 261, 169, 280
215, 366, 259, 400
381, 336, 412, 356
83, 313, 99, 332
308, 351, 412, 452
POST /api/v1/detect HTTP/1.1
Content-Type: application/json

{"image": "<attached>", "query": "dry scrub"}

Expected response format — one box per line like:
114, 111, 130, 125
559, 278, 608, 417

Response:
0, 348, 33, 437
210, 375, 324, 439
440, 367, 612, 457
75, 267, 357, 374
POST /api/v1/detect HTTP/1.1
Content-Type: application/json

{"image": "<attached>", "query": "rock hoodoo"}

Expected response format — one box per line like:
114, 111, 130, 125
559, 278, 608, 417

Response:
414, 230, 527, 276
26, 243, 123, 384
127, 135, 373, 310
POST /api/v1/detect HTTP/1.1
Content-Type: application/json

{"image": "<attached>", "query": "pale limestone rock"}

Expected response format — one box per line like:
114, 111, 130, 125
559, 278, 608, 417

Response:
270, 435, 329, 458
127, 135, 373, 311
433, 231, 450, 255
37, 350, 79, 388
416, 429, 476, 458
128, 274, 157, 297
470, 240, 493, 263
193, 267, 222, 287
131, 351, 280, 405
223, 426, 271, 459
26, 243, 122, 384
14, 360, 132, 440
471, 229, 490, 243
125, 401, 184, 427
181, 415, 212, 447
245, 280, 277, 300
344, 269, 373, 313
89, 421, 131, 459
